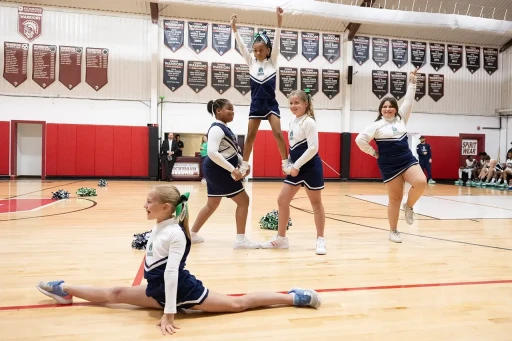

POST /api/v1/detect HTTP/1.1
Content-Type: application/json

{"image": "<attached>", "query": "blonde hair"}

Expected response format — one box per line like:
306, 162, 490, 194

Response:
289, 89, 315, 120
151, 185, 190, 239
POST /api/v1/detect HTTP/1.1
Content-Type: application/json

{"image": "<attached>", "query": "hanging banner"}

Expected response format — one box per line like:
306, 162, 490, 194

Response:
235, 26, 254, 55
212, 24, 231, 56
428, 74, 444, 102
163, 59, 184, 92
301, 31, 319, 62
372, 37, 389, 67
163, 20, 184, 52
234, 64, 250, 95
410, 41, 426, 69
3, 42, 29, 87
280, 30, 298, 61
429, 43, 445, 71
466, 46, 480, 74
279, 67, 297, 97
322, 33, 340, 63
59, 46, 82, 90
391, 39, 408, 68
85, 47, 109, 91
188, 22, 208, 54
390, 71, 407, 101
300, 68, 319, 97
18, 6, 43, 42
415, 73, 426, 102
353, 36, 369, 65
447, 44, 463, 73
322, 69, 340, 99
32, 44, 57, 89
211, 62, 231, 94
187, 61, 208, 93
371, 70, 388, 99
483, 48, 498, 75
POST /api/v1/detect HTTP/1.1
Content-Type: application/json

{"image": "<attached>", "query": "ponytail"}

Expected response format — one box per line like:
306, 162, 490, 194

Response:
206, 98, 230, 117
175, 193, 190, 240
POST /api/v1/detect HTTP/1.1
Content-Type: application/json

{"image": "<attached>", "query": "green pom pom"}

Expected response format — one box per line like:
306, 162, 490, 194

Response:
76, 187, 97, 197
98, 179, 108, 187
259, 210, 291, 231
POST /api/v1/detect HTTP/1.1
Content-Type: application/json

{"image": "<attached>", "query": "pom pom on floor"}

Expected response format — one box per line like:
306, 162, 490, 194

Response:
76, 187, 97, 197
259, 210, 291, 231
131, 231, 151, 250
98, 179, 108, 187
51, 189, 70, 200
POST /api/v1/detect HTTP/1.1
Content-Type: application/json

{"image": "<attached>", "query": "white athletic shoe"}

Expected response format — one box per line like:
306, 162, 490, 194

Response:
315, 237, 327, 255
402, 203, 415, 225
191, 232, 204, 244
261, 235, 289, 249
233, 237, 261, 249
389, 230, 402, 243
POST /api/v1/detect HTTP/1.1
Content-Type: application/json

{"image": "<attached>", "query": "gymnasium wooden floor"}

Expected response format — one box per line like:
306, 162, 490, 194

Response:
0, 179, 511, 340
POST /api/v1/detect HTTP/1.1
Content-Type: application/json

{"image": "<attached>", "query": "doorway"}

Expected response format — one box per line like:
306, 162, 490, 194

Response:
11, 120, 46, 179
459, 133, 485, 166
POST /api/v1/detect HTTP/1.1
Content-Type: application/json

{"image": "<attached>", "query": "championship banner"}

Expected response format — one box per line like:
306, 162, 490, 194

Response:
3, 42, 29, 87
18, 6, 43, 42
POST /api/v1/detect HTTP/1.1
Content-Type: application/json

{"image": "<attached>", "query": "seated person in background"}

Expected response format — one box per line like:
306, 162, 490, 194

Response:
497, 151, 512, 189
475, 155, 499, 186
455, 155, 475, 185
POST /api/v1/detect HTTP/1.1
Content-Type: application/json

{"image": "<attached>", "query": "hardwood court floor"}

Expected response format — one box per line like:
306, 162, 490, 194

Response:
0, 179, 511, 340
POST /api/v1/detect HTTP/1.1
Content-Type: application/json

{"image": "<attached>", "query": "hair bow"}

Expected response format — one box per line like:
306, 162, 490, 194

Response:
304, 88, 311, 94
253, 31, 269, 45
179, 194, 189, 204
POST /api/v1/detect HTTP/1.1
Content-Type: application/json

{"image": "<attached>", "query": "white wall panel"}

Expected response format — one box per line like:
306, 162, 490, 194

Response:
158, 17, 343, 111
350, 34, 502, 116
0, 5, 151, 100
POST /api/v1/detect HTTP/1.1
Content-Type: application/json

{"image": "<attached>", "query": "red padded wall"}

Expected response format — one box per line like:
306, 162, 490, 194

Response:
0, 122, 10, 175
418, 136, 460, 179
76, 125, 96, 176
318, 132, 341, 178
56, 124, 77, 176
131, 126, 149, 177
45, 124, 58, 176
349, 133, 381, 178
252, 130, 267, 177
44, 123, 149, 177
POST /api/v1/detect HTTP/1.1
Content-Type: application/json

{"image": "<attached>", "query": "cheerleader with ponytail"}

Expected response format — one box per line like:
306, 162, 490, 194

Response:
261, 89, 327, 255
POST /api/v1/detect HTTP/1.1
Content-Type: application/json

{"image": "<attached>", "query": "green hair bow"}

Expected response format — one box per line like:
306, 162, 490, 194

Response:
175, 192, 190, 218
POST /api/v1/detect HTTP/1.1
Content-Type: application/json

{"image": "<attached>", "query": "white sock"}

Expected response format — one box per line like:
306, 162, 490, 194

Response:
317, 236, 325, 241
236, 234, 245, 242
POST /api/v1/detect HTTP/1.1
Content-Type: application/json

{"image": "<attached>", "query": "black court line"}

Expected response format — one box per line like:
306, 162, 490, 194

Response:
0, 198, 97, 222
429, 195, 512, 212
289, 197, 512, 252
2, 180, 85, 200
347, 195, 442, 220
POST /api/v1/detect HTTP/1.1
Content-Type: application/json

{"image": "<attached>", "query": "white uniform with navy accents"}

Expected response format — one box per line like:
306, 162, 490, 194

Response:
284, 115, 324, 190
234, 28, 281, 120
144, 218, 209, 312
355, 82, 418, 183
203, 120, 244, 198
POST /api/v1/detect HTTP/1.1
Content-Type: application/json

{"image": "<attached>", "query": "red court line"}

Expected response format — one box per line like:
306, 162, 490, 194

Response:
1, 279, 511, 312
132, 256, 145, 287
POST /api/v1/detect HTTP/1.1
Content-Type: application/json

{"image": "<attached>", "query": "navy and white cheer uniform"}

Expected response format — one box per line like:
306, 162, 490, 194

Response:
355, 83, 418, 183
284, 115, 324, 190
506, 159, 512, 171
234, 28, 281, 120
203, 120, 244, 197
145, 218, 208, 312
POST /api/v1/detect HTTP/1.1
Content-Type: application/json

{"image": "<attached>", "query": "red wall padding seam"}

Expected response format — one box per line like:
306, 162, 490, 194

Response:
45, 124, 149, 177
0, 122, 10, 175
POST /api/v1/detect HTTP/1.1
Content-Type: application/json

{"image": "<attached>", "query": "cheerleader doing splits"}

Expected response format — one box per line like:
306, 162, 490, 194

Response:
355, 69, 427, 243
190, 99, 260, 249
36, 185, 321, 336
261, 89, 326, 255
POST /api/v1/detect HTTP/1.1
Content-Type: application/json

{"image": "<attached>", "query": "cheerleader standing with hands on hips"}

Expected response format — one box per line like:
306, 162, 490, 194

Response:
36, 185, 321, 336
190, 99, 260, 249
261, 89, 327, 255
355, 69, 427, 243
231, 7, 291, 176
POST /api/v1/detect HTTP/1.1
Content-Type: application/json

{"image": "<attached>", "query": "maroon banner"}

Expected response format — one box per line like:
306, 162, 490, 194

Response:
18, 6, 43, 42
86, 47, 109, 91
59, 46, 82, 90
32, 44, 56, 89
3, 42, 29, 87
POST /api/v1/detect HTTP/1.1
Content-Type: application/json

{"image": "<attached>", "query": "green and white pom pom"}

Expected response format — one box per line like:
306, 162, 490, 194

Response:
51, 189, 70, 200
98, 179, 108, 187
76, 187, 97, 197
259, 209, 291, 231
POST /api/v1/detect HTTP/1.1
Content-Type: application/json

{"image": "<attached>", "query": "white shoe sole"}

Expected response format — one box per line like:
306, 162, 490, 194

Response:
36, 284, 72, 304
